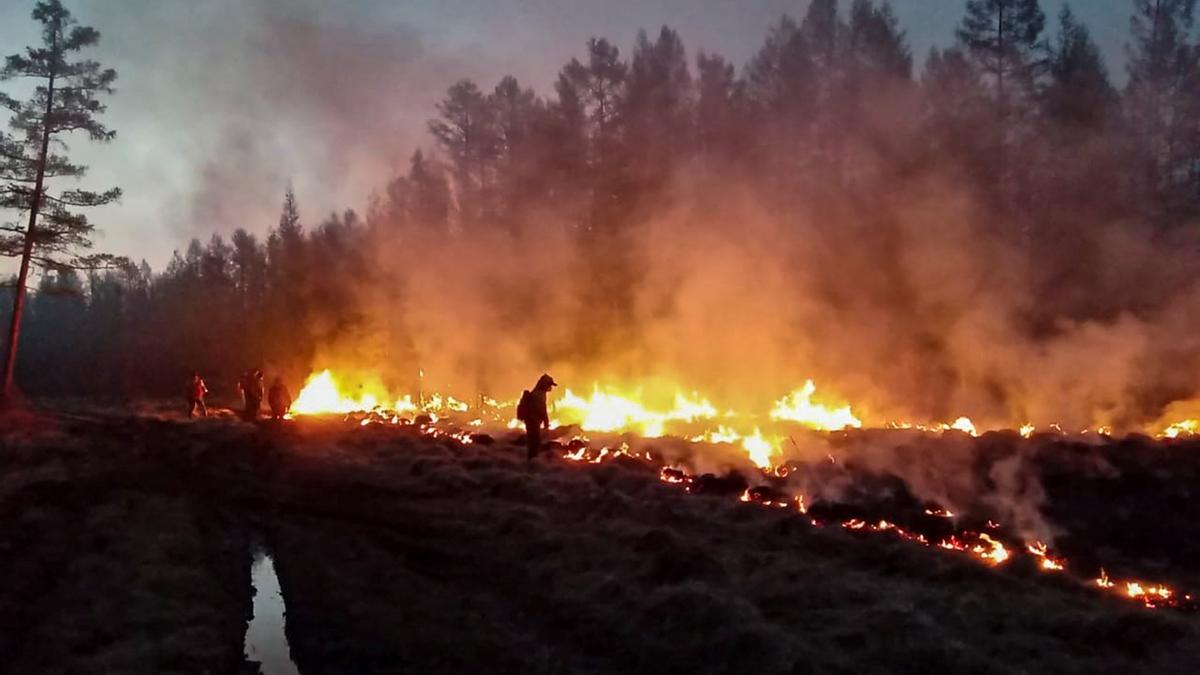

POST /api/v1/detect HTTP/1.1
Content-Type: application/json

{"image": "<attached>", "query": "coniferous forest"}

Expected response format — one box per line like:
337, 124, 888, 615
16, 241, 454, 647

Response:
6, 0, 1200, 425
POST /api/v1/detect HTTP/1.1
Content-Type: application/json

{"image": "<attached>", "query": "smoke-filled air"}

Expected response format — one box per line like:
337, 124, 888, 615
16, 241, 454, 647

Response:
15, 1, 1199, 436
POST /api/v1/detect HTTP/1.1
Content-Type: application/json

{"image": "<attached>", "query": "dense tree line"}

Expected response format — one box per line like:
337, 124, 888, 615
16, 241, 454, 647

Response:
6, 0, 1200, 404
1, 189, 371, 399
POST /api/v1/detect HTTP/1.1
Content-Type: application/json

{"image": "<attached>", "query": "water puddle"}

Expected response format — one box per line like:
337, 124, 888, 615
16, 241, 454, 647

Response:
245, 549, 300, 675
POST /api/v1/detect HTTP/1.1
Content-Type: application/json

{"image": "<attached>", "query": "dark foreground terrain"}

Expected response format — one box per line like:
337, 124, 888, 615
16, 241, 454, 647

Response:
3, 407, 1200, 674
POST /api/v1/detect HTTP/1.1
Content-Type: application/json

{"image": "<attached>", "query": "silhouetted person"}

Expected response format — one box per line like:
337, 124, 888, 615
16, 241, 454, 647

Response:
268, 377, 292, 420
239, 369, 265, 421
517, 374, 556, 461
187, 372, 208, 418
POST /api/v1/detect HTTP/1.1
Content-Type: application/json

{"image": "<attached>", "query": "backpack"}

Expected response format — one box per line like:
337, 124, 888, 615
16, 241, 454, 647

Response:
516, 390, 534, 422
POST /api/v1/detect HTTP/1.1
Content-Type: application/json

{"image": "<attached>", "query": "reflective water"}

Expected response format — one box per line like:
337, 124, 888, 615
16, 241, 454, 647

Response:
245, 550, 300, 675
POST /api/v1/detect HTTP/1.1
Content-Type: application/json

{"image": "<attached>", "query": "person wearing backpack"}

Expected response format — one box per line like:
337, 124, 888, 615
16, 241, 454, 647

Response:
238, 369, 265, 422
186, 372, 209, 418
517, 374, 557, 461
267, 376, 292, 421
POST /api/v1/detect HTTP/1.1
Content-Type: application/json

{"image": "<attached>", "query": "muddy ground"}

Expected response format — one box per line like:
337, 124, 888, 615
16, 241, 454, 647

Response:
3, 407, 1200, 674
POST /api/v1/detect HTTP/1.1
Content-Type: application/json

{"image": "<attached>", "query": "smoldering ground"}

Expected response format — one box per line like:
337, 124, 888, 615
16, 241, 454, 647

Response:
5, 411, 1200, 674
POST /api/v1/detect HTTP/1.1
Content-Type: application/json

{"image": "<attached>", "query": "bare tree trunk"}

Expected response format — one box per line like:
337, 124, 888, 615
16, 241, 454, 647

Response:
1, 69, 56, 407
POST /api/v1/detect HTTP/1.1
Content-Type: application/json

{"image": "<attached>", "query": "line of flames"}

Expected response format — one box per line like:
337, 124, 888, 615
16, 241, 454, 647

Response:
289, 370, 1200, 462
285, 369, 1197, 610
661, 461, 1187, 610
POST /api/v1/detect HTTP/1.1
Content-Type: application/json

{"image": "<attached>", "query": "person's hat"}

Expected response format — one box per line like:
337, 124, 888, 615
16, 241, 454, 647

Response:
537, 373, 558, 389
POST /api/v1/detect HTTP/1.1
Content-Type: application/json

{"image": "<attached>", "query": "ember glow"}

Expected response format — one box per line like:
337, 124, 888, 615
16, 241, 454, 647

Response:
1026, 542, 1066, 571
282, 368, 1195, 611
290, 369, 1200, 458
937, 532, 1010, 565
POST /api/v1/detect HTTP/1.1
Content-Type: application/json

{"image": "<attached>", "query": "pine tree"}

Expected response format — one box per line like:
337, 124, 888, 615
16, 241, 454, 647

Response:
1044, 6, 1115, 136
491, 76, 539, 164
545, 70, 590, 226
429, 79, 498, 231
1125, 0, 1200, 219
559, 38, 628, 230
922, 47, 994, 176
409, 151, 451, 231
489, 76, 545, 231
1033, 7, 1121, 268
624, 27, 693, 192
278, 185, 301, 238
847, 0, 912, 81
745, 16, 813, 119
955, 0, 1046, 229
0, 0, 122, 403
841, 1, 915, 185
560, 39, 627, 177
801, 0, 841, 76
230, 228, 265, 314
264, 187, 308, 366
744, 16, 817, 191
957, 0, 1047, 107
695, 51, 741, 162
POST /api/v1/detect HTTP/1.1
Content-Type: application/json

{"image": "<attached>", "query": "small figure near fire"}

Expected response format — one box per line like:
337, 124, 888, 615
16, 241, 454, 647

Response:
239, 369, 265, 421
187, 372, 208, 418
517, 373, 557, 461
268, 376, 292, 421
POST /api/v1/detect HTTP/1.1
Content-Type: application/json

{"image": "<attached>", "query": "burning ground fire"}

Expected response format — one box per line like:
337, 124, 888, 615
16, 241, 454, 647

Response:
286, 369, 1198, 611
290, 370, 1200, 453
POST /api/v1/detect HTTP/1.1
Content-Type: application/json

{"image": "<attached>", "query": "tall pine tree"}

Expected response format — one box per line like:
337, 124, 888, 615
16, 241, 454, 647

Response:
957, 0, 1046, 107
1125, 0, 1200, 220
0, 0, 122, 403
559, 38, 628, 230
624, 27, 693, 197
956, 0, 1046, 228
429, 80, 497, 232
1045, 5, 1116, 135
744, 17, 817, 195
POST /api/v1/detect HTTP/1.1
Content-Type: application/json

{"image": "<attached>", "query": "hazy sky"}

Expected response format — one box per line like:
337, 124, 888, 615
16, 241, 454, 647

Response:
0, 0, 1132, 269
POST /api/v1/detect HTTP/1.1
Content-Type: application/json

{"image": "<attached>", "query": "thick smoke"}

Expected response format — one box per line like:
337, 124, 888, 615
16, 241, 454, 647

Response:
56, 0, 486, 245
61, 2, 1200, 470
267, 4, 1200, 437
340, 158, 1200, 435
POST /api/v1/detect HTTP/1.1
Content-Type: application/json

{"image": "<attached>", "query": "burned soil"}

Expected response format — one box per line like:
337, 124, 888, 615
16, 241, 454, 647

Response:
3, 409, 1200, 674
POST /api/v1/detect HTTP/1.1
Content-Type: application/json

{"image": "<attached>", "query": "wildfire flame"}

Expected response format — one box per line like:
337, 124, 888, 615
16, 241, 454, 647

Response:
291, 371, 390, 415
285, 368, 1194, 612
289, 368, 1200, 444
291, 370, 475, 418
554, 386, 717, 438
1161, 419, 1200, 439
1026, 541, 1066, 571
769, 380, 861, 431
